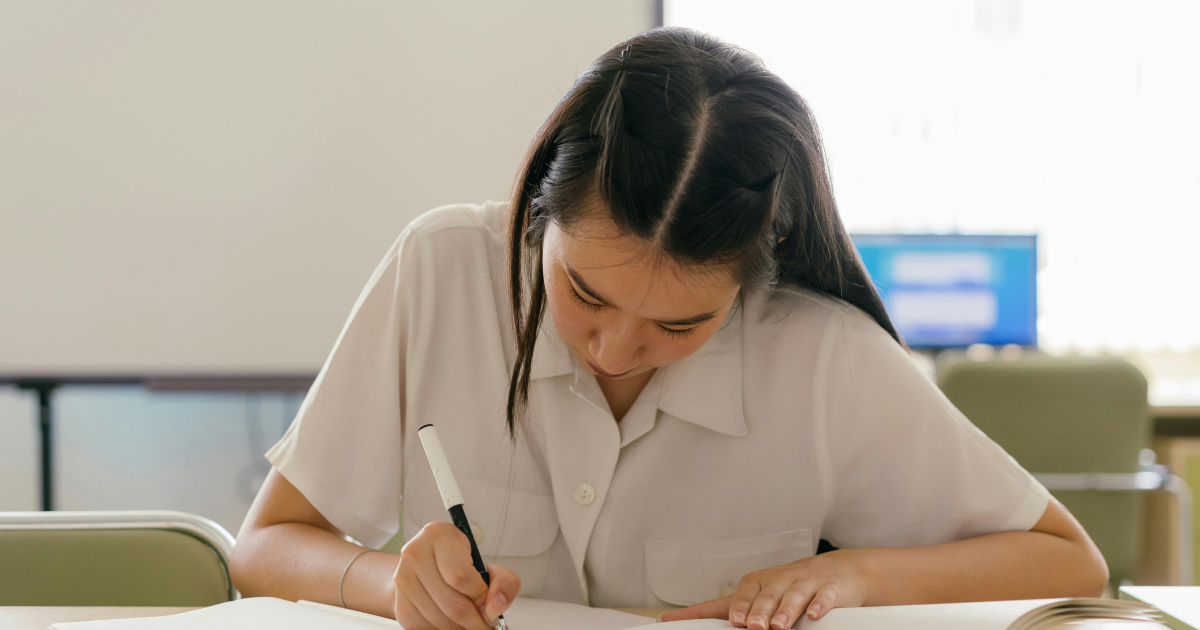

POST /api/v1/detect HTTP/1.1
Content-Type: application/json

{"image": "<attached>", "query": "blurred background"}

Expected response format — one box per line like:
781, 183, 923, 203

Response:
1, 0, 1197, 588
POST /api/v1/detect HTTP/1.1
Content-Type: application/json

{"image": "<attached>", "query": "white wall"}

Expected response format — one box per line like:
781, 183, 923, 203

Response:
0, 0, 653, 532
0, 0, 654, 376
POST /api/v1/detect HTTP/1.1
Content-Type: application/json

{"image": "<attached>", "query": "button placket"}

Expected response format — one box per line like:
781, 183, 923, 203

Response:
535, 373, 621, 605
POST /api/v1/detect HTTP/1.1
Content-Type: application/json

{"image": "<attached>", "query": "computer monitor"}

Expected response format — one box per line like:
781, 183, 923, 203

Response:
851, 234, 1038, 349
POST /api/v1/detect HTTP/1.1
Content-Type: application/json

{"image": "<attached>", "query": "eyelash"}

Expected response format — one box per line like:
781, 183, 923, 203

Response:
568, 285, 698, 339
658, 325, 697, 340
568, 285, 602, 313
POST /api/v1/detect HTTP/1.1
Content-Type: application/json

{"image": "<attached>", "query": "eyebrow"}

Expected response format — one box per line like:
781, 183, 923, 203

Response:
564, 265, 721, 328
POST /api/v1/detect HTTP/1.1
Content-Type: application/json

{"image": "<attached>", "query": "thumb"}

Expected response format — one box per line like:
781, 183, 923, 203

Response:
480, 563, 521, 624
661, 596, 732, 622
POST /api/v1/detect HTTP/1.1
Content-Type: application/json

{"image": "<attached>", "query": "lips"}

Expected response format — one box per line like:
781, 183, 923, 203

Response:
586, 360, 633, 379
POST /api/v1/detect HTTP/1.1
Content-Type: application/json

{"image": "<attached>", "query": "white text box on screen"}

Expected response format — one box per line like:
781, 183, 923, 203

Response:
889, 290, 998, 329
891, 252, 993, 285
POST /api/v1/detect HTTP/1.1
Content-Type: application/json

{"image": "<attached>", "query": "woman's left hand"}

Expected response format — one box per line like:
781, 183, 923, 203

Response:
659, 550, 872, 630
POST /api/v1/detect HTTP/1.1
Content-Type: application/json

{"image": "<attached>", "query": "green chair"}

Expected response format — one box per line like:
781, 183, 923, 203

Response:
939, 357, 1193, 586
0, 510, 236, 605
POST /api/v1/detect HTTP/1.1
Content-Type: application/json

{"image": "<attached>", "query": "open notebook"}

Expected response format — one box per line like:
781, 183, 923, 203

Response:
50, 596, 1163, 630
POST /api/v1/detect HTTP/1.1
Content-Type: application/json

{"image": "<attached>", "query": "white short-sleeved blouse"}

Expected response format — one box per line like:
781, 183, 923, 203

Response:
266, 201, 1050, 608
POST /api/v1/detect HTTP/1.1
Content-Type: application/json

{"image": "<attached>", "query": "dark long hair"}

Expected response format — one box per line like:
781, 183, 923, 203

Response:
506, 27, 900, 434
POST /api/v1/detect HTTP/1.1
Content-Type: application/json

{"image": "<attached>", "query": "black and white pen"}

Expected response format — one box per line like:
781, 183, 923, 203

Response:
417, 424, 508, 630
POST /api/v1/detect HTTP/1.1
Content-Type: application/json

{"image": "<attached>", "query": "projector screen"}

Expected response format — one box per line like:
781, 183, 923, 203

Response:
0, 1, 651, 378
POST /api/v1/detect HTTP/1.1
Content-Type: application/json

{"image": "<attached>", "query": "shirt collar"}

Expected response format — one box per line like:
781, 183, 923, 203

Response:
530, 301, 747, 437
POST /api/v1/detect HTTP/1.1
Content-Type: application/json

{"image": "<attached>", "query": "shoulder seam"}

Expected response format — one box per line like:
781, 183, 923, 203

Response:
770, 284, 854, 318
404, 201, 506, 240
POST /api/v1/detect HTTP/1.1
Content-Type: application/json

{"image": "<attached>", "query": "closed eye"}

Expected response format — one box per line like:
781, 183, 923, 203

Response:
571, 284, 697, 338
658, 325, 698, 339
568, 285, 603, 312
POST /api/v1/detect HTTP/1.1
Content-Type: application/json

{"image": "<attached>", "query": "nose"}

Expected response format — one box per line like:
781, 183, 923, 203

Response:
590, 320, 640, 375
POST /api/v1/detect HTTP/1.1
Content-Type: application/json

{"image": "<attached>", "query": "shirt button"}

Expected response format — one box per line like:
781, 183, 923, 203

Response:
573, 483, 596, 506
719, 578, 738, 598
470, 521, 484, 544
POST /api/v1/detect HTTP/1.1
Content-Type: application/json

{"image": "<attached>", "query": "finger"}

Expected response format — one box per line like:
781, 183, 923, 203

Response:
771, 582, 820, 630
806, 583, 843, 621
728, 579, 762, 628
422, 552, 492, 624
395, 591, 440, 630
417, 536, 490, 630
660, 596, 732, 622
431, 525, 491, 600
480, 563, 521, 624
395, 562, 460, 630
746, 581, 791, 630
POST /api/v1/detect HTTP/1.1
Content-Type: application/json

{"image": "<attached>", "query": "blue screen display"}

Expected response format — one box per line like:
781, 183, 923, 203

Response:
851, 234, 1038, 348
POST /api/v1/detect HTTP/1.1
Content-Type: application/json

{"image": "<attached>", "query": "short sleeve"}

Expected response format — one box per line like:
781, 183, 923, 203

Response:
265, 227, 420, 549
819, 310, 1050, 549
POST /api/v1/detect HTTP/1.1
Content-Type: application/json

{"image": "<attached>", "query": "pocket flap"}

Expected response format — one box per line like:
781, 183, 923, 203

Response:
405, 476, 559, 558
645, 529, 814, 607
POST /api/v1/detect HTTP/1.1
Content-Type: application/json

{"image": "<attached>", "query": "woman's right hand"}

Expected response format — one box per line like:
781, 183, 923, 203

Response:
394, 521, 521, 630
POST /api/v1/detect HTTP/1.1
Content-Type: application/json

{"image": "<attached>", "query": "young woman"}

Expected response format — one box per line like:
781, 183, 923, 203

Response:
230, 27, 1107, 630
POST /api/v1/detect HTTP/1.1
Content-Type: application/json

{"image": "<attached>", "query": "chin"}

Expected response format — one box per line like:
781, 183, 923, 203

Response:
593, 363, 658, 380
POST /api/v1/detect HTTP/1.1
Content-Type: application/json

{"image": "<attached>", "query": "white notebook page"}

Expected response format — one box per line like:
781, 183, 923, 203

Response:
50, 597, 657, 630
51, 598, 392, 630
502, 597, 655, 630
55, 596, 1157, 630
796, 599, 1051, 630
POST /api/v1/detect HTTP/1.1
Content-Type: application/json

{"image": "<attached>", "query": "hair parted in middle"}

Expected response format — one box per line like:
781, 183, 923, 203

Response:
505, 27, 900, 434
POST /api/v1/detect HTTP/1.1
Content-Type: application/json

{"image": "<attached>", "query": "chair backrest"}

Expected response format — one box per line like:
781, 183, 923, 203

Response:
0, 510, 236, 606
938, 357, 1151, 584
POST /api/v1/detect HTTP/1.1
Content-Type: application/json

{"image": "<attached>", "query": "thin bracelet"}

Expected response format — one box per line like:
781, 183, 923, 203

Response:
339, 548, 373, 609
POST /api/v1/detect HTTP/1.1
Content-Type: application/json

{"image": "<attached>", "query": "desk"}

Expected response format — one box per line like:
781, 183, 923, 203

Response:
0, 606, 1170, 629
0, 607, 661, 630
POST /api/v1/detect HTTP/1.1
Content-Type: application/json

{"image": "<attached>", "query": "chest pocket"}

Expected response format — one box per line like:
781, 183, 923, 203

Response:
645, 529, 814, 607
403, 475, 559, 559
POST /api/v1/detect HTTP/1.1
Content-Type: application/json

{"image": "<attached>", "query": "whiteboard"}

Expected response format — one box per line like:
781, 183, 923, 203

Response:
0, 1, 651, 377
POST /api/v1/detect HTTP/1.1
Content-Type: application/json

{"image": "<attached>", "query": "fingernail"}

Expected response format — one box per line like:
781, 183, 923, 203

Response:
808, 604, 822, 618
485, 593, 508, 620
749, 615, 766, 630
771, 614, 788, 628
731, 612, 746, 625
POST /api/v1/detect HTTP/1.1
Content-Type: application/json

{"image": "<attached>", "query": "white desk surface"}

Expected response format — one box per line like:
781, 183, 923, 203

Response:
0, 605, 1171, 630
0, 607, 196, 630
0, 606, 661, 630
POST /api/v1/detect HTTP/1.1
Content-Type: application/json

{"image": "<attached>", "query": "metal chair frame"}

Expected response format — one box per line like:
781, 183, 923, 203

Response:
1034, 471, 1194, 586
0, 510, 238, 601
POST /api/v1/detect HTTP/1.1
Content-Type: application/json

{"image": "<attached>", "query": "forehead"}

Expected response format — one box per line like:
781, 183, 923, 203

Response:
550, 214, 738, 316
